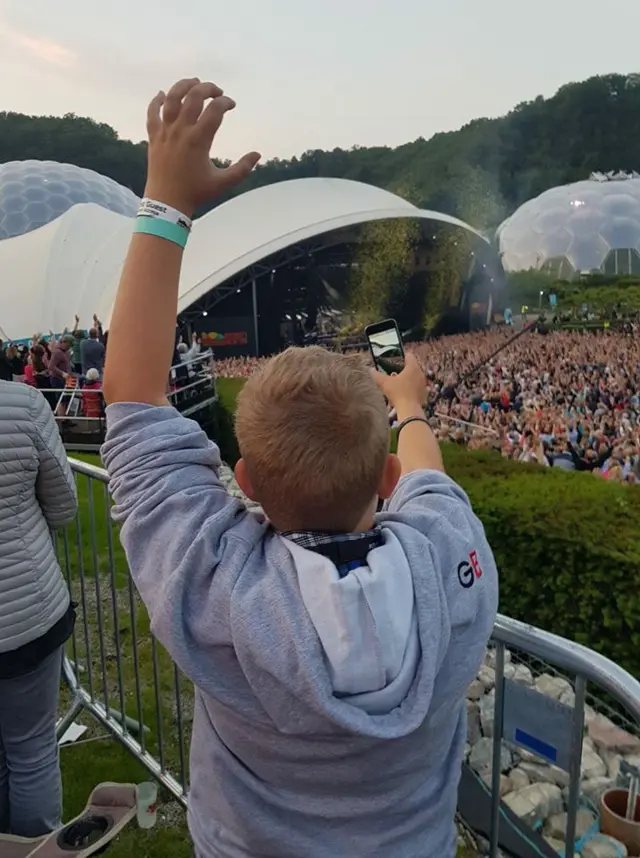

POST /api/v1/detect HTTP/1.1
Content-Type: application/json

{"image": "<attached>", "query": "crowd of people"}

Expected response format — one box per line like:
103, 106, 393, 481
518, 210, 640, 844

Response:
3, 318, 638, 482
0, 315, 106, 416
412, 328, 640, 482
0, 323, 209, 418
215, 327, 640, 483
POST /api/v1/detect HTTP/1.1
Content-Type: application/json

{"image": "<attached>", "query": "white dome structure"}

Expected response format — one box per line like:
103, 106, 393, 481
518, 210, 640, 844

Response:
0, 177, 498, 341
497, 177, 640, 278
0, 160, 139, 240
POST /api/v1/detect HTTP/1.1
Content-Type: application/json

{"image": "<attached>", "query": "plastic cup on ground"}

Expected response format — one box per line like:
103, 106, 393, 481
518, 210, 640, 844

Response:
137, 781, 158, 829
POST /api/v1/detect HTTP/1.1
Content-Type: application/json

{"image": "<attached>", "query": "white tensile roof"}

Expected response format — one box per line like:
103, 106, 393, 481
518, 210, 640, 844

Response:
0, 177, 486, 340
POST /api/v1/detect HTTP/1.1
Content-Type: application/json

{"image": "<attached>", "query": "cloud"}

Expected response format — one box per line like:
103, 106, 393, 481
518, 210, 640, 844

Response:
0, 17, 77, 70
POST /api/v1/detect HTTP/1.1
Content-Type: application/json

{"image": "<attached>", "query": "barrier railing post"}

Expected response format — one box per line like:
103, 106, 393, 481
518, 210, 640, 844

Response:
488, 643, 505, 858
173, 664, 188, 793
126, 572, 146, 754
104, 481, 128, 734
74, 508, 95, 701
564, 675, 586, 858
151, 638, 166, 773
63, 530, 79, 677
88, 478, 110, 714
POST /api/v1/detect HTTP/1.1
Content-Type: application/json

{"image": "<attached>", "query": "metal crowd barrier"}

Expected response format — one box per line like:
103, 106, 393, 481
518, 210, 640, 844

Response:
38, 351, 218, 451
56, 458, 640, 857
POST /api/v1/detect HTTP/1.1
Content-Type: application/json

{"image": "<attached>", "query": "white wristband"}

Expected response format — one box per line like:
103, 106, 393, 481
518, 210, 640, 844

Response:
137, 198, 193, 232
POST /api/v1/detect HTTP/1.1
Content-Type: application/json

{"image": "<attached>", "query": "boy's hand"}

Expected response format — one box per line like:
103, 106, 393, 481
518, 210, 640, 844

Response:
144, 77, 261, 217
372, 353, 427, 411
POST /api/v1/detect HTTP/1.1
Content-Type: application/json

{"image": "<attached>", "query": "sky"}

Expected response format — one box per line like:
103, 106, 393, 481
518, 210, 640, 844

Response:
0, 0, 639, 161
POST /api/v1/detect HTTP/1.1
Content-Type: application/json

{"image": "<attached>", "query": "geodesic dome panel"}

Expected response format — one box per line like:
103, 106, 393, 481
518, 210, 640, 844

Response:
0, 160, 139, 240
496, 179, 640, 275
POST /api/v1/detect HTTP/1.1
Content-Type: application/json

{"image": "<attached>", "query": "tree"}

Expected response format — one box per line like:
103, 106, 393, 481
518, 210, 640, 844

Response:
3, 73, 640, 231
347, 218, 421, 328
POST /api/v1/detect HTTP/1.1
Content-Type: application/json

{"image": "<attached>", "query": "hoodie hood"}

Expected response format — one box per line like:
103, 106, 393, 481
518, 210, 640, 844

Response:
283, 530, 420, 715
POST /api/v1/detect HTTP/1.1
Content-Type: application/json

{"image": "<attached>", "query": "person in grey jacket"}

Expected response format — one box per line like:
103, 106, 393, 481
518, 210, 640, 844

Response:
0, 380, 77, 837
101, 79, 498, 858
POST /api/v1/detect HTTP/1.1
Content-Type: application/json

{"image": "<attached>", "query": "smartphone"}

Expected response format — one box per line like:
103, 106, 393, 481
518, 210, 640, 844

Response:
365, 319, 405, 375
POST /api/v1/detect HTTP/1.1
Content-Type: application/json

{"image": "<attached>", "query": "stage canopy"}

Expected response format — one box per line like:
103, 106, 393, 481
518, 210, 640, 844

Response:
0, 177, 490, 341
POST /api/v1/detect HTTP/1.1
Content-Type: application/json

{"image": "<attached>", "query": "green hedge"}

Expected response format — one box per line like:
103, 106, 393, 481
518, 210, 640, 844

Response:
442, 446, 640, 677
214, 379, 640, 676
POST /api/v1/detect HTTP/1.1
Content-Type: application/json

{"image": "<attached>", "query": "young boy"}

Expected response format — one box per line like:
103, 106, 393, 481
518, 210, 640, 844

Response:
102, 78, 498, 858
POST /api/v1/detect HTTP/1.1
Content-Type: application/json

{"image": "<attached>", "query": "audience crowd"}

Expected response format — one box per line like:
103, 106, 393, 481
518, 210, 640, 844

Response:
215, 328, 640, 483
2, 320, 639, 482
0, 323, 214, 422
0, 316, 106, 415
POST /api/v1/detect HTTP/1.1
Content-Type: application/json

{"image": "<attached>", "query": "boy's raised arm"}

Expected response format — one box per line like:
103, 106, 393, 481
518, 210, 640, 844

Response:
102, 77, 260, 407
373, 355, 445, 475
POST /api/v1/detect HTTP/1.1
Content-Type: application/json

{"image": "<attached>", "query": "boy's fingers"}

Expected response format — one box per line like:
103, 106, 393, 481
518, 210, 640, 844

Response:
146, 91, 165, 137
370, 368, 389, 392
218, 151, 262, 191
180, 82, 224, 125
163, 77, 201, 124
197, 95, 237, 143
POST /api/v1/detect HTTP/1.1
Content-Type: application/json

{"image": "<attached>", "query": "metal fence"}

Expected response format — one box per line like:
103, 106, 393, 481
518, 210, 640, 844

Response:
40, 350, 217, 452
56, 457, 640, 858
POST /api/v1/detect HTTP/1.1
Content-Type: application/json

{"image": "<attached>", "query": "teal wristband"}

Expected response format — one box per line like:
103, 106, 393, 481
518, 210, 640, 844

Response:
133, 215, 189, 249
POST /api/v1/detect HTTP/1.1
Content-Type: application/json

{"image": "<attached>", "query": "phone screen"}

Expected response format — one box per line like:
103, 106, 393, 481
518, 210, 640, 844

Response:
366, 320, 405, 375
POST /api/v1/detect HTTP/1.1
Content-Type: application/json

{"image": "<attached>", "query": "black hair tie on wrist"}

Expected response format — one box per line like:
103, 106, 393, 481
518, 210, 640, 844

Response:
396, 416, 430, 438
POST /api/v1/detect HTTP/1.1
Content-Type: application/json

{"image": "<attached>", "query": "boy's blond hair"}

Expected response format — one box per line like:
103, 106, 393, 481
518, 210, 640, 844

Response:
235, 347, 389, 531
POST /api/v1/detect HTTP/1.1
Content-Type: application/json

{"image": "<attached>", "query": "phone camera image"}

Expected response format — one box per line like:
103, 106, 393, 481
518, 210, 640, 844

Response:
369, 328, 405, 375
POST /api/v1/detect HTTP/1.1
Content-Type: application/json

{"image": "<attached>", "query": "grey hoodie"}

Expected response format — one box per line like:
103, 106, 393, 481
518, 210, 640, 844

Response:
102, 404, 498, 858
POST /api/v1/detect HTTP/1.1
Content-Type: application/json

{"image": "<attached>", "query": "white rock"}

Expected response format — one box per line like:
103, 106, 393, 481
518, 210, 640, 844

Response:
479, 692, 495, 738
518, 748, 544, 764
485, 648, 512, 669
584, 704, 598, 727
507, 767, 531, 792
518, 761, 570, 788
469, 737, 512, 775
588, 715, 640, 754
503, 783, 563, 827
559, 687, 576, 707
545, 809, 596, 841
467, 679, 485, 701
512, 664, 534, 686
582, 740, 608, 780
516, 761, 556, 785
478, 665, 496, 692
544, 837, 580, 858
503, 663, 517, 680
601, 749, 623, 780
534, 673, 573, 701
480, 770, 511, 797
499, 776, 511, 798
549, 765, 571, 789
582, 836, 628, 858
577, 777, 615, 806
467, 701, 482, 745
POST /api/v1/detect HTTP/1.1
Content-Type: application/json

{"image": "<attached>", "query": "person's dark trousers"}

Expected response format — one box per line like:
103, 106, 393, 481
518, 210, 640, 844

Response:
0, 647, 63, 836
